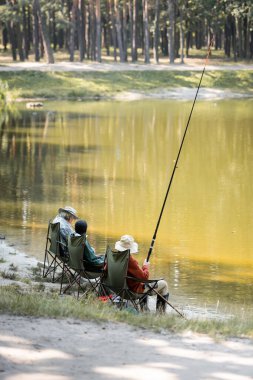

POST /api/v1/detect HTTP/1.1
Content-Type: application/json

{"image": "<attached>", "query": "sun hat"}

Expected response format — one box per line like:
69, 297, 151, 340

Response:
58, 206, 78, 219
115, 235, 138, 254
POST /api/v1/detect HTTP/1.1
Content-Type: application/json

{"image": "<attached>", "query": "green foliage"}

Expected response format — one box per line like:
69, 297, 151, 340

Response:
0, 80, 9, 105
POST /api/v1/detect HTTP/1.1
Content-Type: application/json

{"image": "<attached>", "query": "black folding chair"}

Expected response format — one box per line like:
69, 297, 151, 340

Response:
61, 234, 104, 299
43, 221, 74, 291
100, 246, 162, 312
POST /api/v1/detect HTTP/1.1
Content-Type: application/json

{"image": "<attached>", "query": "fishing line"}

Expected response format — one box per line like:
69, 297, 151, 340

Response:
146, 39, 213, 262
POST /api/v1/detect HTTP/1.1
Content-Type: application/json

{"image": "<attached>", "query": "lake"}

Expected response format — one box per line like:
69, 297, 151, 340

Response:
0, 98, 253, 317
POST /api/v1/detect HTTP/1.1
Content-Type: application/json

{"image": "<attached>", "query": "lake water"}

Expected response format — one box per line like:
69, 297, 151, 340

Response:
0, 98, 253, 317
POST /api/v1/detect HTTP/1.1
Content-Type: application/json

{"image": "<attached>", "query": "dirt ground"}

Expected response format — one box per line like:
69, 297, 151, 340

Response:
0, 60, 252, 72
0, 315, 253, 380
0, 241, 253, 379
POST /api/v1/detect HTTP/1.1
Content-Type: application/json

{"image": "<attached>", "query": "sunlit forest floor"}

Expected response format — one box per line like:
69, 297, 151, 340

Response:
0, 46, 252, 65
1, 47, 252, 101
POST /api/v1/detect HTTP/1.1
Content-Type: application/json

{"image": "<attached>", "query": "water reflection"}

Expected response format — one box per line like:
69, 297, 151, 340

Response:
0, 99, 253, 312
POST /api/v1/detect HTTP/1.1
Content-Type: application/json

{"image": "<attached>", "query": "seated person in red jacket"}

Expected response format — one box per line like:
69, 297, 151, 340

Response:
115, 234, 169, 312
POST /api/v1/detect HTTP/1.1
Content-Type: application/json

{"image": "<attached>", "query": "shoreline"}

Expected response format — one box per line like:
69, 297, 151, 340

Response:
14, 87, 253, 104
1, 238, 253, 379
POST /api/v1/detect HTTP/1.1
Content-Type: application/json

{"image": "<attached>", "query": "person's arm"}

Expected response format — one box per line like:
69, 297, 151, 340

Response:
84, 239, 104, 265
127, 256, 149, 280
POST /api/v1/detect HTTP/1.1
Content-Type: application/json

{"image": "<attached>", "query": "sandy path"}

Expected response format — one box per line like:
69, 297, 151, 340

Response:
0, 315, 253, 380
0, 61, 252, 72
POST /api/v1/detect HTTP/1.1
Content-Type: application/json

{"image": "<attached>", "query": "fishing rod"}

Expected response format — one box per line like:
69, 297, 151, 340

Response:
146, 39, 213, 263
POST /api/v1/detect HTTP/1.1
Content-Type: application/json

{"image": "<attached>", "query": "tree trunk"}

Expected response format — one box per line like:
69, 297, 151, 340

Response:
231, 16, 236, 61
104, 0, 110, 56
245, 11, 250, 60
250, 30, 253, 59
33, 0, 40, 61
167, 0, 175, 63
236, 16, 243, 58
179, 7, 184, 64
16, 22, 25, 61
88, 0, 96, 60
3, 27, 8, 51
161, 27, 168, 56
22, 5, 29, 59
52, 10, 57, 51
153, 0, 160, 63
114, 0, 124, 62
122, 0, 127, 61
142, 0, 150, 63
8, 21, 17, 61
78, 0, 85, 61
132, 0, 137, 61
185, 24, 191, 58
109, 0, 117, 61
70, 0, 78, 62
34, 0, 54, 64
224, 14, 233, 58
95, 0, 101, 62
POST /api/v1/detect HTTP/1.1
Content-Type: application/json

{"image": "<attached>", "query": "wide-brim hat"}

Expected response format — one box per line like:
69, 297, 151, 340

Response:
115, 235, 138, 254
58, 206, 78, 219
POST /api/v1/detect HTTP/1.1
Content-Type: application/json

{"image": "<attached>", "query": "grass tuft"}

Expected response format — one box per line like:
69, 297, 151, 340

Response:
0, 286, 252, 338
9, 263, 18, 272
0, 270, 19, 280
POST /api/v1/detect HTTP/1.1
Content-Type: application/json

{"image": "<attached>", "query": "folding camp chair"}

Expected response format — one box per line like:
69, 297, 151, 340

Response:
100, 246, 162, 312
43, 221, 72, 287
61, 234, 103, 299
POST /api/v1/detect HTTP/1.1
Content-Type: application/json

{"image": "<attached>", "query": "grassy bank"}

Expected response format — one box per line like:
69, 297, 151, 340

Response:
0, 285, 252, 339
1, 70, 252, 100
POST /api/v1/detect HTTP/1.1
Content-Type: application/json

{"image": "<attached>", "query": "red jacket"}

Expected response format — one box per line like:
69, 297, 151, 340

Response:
127, 255, 149, 293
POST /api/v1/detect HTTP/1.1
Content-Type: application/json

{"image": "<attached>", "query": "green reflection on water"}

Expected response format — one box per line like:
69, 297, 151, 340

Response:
0, 99, 253, 311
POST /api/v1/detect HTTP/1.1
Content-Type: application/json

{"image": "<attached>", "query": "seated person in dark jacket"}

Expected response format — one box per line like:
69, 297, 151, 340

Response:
74, 219, 104, 269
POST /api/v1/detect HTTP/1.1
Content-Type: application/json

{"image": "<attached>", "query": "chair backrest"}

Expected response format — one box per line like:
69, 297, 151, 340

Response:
48, 222, 61, 257
102, 246, 130, 292
68, 234, 85, 271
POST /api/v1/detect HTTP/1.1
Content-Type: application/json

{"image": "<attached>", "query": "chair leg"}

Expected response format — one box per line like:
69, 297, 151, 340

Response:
139, 295, 149, 312
42, 250, 48, 277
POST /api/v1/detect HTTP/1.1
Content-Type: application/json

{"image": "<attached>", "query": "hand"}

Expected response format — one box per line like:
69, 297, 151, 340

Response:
143, 260, 150, 267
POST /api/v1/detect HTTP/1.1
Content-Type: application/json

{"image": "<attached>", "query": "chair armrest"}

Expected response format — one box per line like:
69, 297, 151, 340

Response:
83, 260, 104, 273
126, 276, 163, 283
56, 240, 67, 248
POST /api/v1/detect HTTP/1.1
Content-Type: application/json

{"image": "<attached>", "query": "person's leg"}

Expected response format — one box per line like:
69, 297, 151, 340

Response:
156, 279, 169, 296
155, 280, 169, 313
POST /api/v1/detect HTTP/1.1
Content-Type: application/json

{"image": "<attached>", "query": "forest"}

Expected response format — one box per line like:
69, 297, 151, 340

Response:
0, 0, 252, 64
